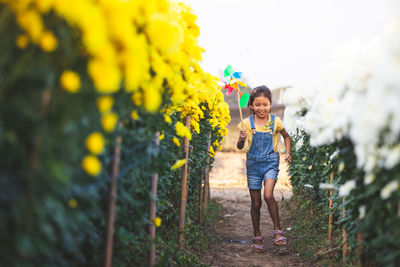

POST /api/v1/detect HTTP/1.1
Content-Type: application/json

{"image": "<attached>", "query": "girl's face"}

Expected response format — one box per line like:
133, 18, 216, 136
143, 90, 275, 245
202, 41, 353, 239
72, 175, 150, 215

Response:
250, 95, 271, 119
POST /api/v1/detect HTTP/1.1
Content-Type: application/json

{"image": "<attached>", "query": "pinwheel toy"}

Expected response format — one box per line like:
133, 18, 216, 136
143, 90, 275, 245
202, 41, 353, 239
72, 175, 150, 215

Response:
218, 64, 250, 129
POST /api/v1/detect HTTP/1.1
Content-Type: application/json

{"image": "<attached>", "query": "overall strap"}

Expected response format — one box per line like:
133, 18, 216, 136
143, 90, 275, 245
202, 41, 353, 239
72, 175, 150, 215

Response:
269, 114, 276, 132
249, 116, 256, 130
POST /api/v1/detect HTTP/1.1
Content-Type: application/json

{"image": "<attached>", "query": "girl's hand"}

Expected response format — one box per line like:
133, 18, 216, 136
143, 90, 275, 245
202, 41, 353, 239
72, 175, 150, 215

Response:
239, 129, 247, 141
285, 153, 292, 163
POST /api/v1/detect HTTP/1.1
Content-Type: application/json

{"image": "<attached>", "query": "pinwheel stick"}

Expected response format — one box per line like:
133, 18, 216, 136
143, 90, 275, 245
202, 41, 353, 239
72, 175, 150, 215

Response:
237, 91, 244, 129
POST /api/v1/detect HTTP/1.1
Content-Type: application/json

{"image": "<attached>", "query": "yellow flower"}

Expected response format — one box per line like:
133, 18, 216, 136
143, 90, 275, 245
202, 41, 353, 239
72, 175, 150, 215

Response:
16, 10, 43, 41
101, 112, 118, 132
175, 121, 192, 140
159, 132, 164, 140
209, 146, 215, 157
68, 198, 78, 208
82, 155, 102, 176
153, 217, 162, 227
35, 0, 54, 13
40, 31, 58, 52
171, 159, 186, 170
164, 114, 172, 125
144, 87, 162, 112
173, 137, 180, 147
97, 96, 114, 114
60, 70, 81, 93
16, 35, 29, 49
88, 59, 121, 93
131, 110, 139, 120
85, 132, 104, 155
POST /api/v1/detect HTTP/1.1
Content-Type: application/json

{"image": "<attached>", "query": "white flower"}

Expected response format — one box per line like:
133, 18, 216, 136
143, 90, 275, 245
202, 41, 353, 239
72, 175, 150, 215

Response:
329, 150, 340, 161
338, 180, 356, 197
380, 180, 400, 200
338, 162, 345, 173
295, 137, 304, 151
358, 205, 366, 219
304, 184, 314, 189
363, 173, 376, 185
319, 183, 337, 191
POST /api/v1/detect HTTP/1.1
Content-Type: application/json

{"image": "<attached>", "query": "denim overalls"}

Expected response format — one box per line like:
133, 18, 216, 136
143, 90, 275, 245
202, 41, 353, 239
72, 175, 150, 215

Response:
246, 115, 280, 189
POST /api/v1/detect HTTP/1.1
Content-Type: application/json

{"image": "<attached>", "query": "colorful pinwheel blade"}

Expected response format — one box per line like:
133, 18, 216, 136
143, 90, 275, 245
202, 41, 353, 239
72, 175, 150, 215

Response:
237, 80, 247, 88
226, 86, 234, 95
233, 72, 242, 79
240, 93, 250, 109
224, 64, 234, 77
218, 69, 225, 81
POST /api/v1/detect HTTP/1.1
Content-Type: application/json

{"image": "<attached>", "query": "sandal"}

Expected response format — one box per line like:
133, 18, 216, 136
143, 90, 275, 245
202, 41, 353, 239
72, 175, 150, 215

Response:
251, 236, 265, 253
273, 230, 287, 246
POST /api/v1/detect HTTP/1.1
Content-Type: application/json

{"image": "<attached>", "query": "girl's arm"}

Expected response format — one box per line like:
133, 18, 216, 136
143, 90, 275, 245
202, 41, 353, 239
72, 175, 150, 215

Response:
280, 128, 292, 162
237, 129, 247, 150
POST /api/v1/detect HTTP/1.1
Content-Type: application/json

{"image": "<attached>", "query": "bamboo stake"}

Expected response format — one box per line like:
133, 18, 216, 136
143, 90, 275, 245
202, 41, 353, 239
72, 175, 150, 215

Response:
178, 116, 191, 249
149, 132, 160, 267
357, 229, 364, 267
199, 178, 204, 223
342, 197, 348, 264
104, 135, 123, 267
328, 171, 334, 243
201, 134, 212, 225
237, 90, 244, 129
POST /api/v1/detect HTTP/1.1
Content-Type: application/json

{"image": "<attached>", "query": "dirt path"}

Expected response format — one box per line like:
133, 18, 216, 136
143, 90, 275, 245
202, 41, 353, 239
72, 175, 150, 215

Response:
200, 152, 319, 267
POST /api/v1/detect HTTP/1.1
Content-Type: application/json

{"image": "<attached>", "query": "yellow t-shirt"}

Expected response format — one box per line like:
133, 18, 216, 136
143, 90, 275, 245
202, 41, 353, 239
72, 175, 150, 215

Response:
237, 115, 284, 153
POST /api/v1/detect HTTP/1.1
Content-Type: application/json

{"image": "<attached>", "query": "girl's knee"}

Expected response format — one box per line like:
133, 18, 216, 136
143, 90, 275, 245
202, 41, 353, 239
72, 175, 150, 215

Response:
251, 201, 262, 210
264, 194, 275, 203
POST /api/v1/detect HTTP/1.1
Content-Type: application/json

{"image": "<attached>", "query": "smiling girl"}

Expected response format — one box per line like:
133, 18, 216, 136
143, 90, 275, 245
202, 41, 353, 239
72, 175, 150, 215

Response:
237, 85, 292, 252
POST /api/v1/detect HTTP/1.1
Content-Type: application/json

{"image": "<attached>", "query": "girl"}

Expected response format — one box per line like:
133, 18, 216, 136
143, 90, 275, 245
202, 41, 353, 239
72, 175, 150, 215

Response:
237, 85, 292, 253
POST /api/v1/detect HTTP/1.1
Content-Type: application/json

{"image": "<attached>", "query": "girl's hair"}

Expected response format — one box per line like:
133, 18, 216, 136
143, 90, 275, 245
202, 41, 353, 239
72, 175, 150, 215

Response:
248, 85, 272, 108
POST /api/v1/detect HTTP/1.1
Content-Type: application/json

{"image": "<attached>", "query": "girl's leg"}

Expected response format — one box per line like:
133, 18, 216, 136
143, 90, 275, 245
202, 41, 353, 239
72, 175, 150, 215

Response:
263, 178, 285, 245
249, 189, 262, 244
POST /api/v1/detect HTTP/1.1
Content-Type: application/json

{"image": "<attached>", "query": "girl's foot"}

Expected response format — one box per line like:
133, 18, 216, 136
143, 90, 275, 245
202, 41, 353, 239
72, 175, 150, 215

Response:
273, 230, 287, 246
251, 236, 265, 253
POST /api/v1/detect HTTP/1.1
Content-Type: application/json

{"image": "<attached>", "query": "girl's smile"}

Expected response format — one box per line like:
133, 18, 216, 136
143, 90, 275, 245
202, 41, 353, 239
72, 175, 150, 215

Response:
251, 96, 271, 120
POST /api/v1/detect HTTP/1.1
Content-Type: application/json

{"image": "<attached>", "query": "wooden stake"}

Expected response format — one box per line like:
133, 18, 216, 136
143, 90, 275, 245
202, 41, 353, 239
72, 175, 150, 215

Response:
237, 91, 244, 129
199, 177, 204, 223
178, 116, 191, 249
104, 135, 122, 267
201, 134, 212, 225
310, 197, 314, 216
149, 132, 160, 267
342, 197, 348, 264
358, 230, 364, 267
328, 171, 334, 243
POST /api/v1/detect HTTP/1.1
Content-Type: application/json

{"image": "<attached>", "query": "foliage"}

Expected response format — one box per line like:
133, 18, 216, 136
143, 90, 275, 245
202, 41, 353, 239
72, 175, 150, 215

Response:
0, 1, 229, 266
288, 131, 400, 266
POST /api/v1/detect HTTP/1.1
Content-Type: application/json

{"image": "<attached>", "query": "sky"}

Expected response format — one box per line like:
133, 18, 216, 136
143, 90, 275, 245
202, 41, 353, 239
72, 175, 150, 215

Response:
179, 0, 398, 89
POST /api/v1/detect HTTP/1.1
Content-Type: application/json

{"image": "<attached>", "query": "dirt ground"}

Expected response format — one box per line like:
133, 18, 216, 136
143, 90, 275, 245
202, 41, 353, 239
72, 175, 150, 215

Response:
200, 152, 321, 267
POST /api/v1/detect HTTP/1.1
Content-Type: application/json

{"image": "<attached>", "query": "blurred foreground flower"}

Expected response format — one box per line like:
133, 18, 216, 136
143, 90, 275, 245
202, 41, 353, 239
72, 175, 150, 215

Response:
380, 180, 399, 200
319, 183, 337, 190
97, 96, 114, 114
82, 155, 102, 176
153, 217, 162, 227
171, 159, 186, 170
40, 31, 57, 52
68, 198, 78, 208
60, 70, 81, 93
338, 180, 356, 197
85, 132, 104, 155
101, 113, 118, 132
16, 34, 29, 49
172, 137, 180, 147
